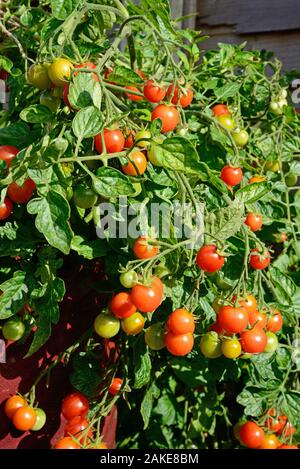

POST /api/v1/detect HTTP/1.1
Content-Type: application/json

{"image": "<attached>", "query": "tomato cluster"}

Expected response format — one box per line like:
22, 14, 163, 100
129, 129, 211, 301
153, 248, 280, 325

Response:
164, 308, 195, 356
201, 295, 282, 359
4, 395, 46, 432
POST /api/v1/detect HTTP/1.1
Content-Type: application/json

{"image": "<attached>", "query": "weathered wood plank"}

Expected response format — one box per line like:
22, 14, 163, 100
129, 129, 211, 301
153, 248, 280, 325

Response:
197, 0, 300, 33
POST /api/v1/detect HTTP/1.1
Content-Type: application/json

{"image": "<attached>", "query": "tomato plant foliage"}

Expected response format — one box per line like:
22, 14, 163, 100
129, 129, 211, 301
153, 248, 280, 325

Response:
0, 0, 300, 449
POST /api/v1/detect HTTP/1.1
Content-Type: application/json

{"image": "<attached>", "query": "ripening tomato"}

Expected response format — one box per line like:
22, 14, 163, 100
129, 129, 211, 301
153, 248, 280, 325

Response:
166, 308, 195, 334
125, 86, 143, 101
167, 84, 193, 108
212, 104, 230, 117
232, 129, 249, 147
53, 437, 79, 449
221, 338, 241, 359
121, 312, 145, 335
61, 392, 89, 421
144, 80, 166, 103
48, 58, 73, 87
221, 165, 243, 187
110, 292, 136, 319
0, 197, 13, 221
164, 331, 194, 356
200, 331, 222, 358
245, 213, 263, 231
94, 312, 120, 338
133, 236, 158, 259
248, 310, 267, 328
7, 179, 36, 204
134, 130, 151, 148
249, 175, 267, 184
27, 63, 51, 89
109, 377, 123, 395
144, 323, 165, 350
130, 277, 163, 313
4, 395, 26, 419
239, 421, 265, 448
264, 409, 282, 433
250, 248, 271, 270
196, 244, 225, 273
31, 408, 46, 431
264, 331, 278, 353
0, 145, 19, 168
64, 415, 92, 440
259, 434, 279, 449
94, 129, 125, 154
232, 294, 257, 315
151, 104, 179, 133
266, 309, 283, 333
279, 233, 288, 243
122, 151, 147, 176
218, 306, 249, 334
119, 270, 138, 288
217, 114, 235, 130
277, 417, 296, 437
240, 327, 267, 353
75, 62, 98, 81
124, 130, 134, 148
12, 406, 37, 431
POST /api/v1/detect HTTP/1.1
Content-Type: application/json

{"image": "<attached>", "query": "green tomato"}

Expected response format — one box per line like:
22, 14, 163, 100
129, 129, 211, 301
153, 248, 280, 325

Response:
73, 185, 98, 209
214, 272, 233, 291
40, 92, 61, 112
212, 297, 224, 314
280, 89, 288, 99
66, 186, 73, 201
27, 63, 51, 90
264, 331, 278, 353
285, 172, 298, 187
200, 332, 222, 358
144, 323, 165, 350
264, 160, 280, 172
232, 129, 249, 147
119, 270, 138, 288
135, 130, 151, 148
217, 114, 235, 130
147, 135, 165, 167
2, 319, 25, 341
31, 408, 46, 431
94, 312, 120, 338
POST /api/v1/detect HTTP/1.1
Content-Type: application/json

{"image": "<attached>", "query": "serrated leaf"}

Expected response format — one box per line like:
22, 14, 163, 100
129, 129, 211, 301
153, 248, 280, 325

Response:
133, 337, 152, 389
236, 387, 265, 416
0, 122, 37, 148
269, 265, 296, 305
70, 352, 101, 399
107, 65, 144, 86
93, 167, 135, 197
51, 0, 80, 20
140, 381, 160, 429
235, 181, 271, 204
71, 235, 108, 259
0, 271, 27, 319
215, 82, 241, 100
69, 73, 102, 109
206, 199, 244, 241
72, 106, 103, 139
20, 105, 53, 123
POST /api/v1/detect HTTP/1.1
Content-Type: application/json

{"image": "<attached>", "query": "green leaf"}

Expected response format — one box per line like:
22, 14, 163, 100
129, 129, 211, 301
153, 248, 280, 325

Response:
0, 55, 13, 73
107, 65, 144, 86
140, 381, 160, 429
206, 199, 244, 242
235, 182, 271, 204
69, 73, 102, 109
210, 124, 231, 148
27, 191, 74, 254
0, 122, 37, 148
72, 106, 103, 139
70, 352, 101, 399
281, 392, 300, 424
154, 393, 177, 426
268, 265, 296, 305
215, 82, 241, 100
133, 337, 152, 389
71, 235, 109, 259
93, 167, 135, 197
20, 105, 53, 123
0, 271, 27, 319
236, 387, 265, 416
51, 0, 80, 20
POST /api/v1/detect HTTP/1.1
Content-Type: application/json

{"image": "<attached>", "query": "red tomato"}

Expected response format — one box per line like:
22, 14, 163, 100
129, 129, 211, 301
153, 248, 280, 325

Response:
144, 80, 166, 103
61, 392, 89, 420
166, 308, 195, 334
0, 197, 13, 220
0, 145, 19, 168
124, 130, 134, 148
240, 327, 267, 353
53, 436, 79, 449
151, 104, 179, 133
221, 165, 243, 187
130, 277, 163, 313
122, 150, 147, 176
278, 444, 299, 449
245, 213, 263, 231
109, 377, 123, 395
75, 62, 98, 81
277, 416, 296, 436
266, 309, 283, 333
63, 83, 72, 108
4, 395, 26, 419
94, 129, 125, 154
64, 416, 92, 441
125, 86, 143, 101
209, 321, 225, 335
239, 421, 265, 448
167, 84, 193, 108
218, 305, 249, 334
133, 236, 158, 259
12, 406, 36, 431
248, 310, 267, 328
110, 292, 136, 319
7, 179, 36, 204
164, 331, 194, 356
250, 248, 271, 270
259, 434, 279, 449
196, 244, 225, 273
212, 104, 230, 116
